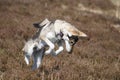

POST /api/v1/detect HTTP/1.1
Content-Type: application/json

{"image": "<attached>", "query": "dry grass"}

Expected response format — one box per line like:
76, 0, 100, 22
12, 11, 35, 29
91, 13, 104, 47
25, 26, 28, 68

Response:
0, 0, 120, 80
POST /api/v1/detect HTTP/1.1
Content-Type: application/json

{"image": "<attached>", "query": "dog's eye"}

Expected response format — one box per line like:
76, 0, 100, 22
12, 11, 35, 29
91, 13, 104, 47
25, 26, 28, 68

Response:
69, 40, 75, 46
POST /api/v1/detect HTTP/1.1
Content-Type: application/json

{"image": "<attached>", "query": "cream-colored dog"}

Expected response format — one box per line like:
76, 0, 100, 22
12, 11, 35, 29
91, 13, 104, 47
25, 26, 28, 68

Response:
22, 19, 89, 69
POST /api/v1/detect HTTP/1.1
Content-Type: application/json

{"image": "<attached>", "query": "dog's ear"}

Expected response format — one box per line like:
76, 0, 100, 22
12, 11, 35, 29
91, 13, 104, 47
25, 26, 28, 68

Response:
33, 23, 40, 28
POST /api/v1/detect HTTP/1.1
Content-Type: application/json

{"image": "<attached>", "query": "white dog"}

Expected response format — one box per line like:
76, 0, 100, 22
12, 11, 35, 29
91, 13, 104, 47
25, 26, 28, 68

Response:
22, 19, 89, 70
33, 19, 89, 55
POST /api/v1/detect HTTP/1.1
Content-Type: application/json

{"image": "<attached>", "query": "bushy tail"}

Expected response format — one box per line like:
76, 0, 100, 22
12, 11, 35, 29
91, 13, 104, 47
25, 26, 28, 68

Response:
69, 28, 88, 37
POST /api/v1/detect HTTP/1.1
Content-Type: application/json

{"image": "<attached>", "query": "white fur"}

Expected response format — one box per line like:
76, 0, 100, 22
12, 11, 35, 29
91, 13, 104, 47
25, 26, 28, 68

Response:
22, 39, 36, 65
32, 48, 44, 70
22, 39, 45, 70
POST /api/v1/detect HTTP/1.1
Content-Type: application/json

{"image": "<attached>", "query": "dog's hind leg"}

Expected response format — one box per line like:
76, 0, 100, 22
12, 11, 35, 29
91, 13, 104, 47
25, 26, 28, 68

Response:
63, 35, 72, 53
25, 54, 31, 65
32, 48, 45, 70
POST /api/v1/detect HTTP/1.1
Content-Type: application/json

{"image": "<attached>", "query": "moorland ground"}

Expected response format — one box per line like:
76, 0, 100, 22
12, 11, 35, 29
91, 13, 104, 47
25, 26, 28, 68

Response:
0, 0, 120, 80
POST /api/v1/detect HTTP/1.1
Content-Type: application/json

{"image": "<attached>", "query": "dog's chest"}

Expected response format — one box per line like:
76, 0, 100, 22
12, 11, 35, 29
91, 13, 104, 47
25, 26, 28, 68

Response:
46, 32, 58, 43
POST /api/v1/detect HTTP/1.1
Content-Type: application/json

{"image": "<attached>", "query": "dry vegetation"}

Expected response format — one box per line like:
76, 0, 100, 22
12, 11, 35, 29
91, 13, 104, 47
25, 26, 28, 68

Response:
0, 0, 120, 80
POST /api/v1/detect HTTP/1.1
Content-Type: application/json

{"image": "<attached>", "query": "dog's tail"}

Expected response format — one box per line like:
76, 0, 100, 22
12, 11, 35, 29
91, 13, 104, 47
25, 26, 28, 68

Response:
78, 30, 88, 37
69, 28, 87, 37
69, 28, 89, 40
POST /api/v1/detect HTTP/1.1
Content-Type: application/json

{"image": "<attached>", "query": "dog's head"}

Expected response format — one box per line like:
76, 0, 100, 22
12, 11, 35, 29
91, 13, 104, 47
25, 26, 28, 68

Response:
69, 35, 90, 45
68, 35, 79, 46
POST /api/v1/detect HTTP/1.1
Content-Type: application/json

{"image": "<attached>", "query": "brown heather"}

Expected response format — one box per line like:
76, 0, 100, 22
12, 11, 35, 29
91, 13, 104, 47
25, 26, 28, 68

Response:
0, 0, 120, 80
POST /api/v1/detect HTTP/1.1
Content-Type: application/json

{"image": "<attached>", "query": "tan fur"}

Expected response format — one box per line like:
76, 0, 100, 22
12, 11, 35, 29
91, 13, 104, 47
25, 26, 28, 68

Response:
69, 28, 80, 36
67, 26, 87, 37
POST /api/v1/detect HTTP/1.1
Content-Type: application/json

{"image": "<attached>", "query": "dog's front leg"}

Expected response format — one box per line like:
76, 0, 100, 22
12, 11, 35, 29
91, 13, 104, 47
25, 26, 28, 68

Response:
41, 37, 55, 55
63, 35, 72, 53
52, 40, 64, 56
65, 40, 72, 53
24, 50, 34, 65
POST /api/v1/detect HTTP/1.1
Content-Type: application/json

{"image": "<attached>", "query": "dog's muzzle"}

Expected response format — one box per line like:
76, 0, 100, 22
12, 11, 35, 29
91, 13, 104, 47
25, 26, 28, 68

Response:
67, 35, 79, 46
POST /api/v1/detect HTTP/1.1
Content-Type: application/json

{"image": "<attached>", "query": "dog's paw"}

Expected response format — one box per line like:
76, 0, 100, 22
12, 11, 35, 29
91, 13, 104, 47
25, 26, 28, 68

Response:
25, 56, 29, 65
45, 50, 51, 55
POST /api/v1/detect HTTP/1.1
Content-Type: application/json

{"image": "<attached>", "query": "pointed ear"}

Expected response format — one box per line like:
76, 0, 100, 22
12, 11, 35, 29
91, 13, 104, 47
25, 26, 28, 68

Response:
33, 23, 40, 28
